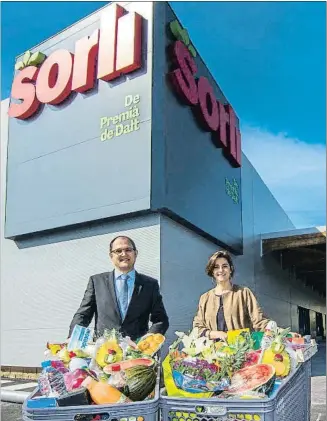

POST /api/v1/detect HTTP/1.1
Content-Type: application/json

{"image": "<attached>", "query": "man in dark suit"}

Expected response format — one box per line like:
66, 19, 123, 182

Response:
68, 236, 169, 341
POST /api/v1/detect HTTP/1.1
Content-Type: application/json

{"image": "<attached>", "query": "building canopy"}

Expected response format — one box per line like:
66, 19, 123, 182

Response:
262, 227, 326, 297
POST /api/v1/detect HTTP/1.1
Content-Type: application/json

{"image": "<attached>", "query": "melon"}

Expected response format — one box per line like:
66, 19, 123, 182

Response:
227, 364, 276, 396
123, 365, 157, 401
103, 358, 155, 374
242, 350, 261, 368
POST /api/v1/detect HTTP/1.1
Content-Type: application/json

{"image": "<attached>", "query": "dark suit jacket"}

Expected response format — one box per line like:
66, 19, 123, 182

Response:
68, 271, 169, 341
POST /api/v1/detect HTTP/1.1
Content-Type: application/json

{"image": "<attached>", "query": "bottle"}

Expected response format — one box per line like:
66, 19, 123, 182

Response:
107, 364, 126, 389
82, 376, 130, 404
38, 361, 67, 397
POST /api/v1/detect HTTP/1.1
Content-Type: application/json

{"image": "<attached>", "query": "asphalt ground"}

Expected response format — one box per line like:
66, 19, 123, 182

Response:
1, 344, 326, 421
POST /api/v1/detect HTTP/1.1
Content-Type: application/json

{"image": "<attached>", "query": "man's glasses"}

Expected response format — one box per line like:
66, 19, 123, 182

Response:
111, 247, 135, 255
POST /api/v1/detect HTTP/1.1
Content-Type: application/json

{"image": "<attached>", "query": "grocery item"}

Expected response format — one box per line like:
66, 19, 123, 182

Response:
43, 360, 69, 374
64, 368, 97, 391
38, 361, 68, 397
123, 365, 157, 401
242, 350, 261, 368
95, 330, 124, 368
82, 376, 130, 404
162, 354, 213, 399
163, 327, 301, 401
171, 357, 230, 392
33, 326, 162, 408
226, 364, 276, 396
261, 349, 291, 377
103, 357, 155, 374
227, 329, 250, 346
69, 357, 90, 372
57, 347, 72, 364
137, 333, 165, 355
46, 342, 66, 356
26, 396, 58, 409
107, 364, 127, 389
56, 388, 92, 407
261, 327, 293, 377
216, 331, 255, 373
67, 325, 92, 352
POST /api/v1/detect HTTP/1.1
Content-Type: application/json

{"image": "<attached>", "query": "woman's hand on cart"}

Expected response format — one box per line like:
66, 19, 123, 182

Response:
208, 331, 228, 341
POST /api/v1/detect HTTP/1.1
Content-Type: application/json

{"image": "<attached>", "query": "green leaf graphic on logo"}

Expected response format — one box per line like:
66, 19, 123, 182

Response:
23, 50, 32, 66
15, 61, 25, 71
169, 19, 197, 57
28, 51, 46, 66
188, 45, 197, 58
170, 20, 183, 41
14, 50, 46, 71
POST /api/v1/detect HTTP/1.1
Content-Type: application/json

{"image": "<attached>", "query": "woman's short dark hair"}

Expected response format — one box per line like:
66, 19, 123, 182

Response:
109, 236, 137, 252
206, 250, 235, 278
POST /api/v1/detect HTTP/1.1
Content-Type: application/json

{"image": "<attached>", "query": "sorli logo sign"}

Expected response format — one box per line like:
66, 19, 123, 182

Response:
168, 21, 242, 168
8, 4, 142, 120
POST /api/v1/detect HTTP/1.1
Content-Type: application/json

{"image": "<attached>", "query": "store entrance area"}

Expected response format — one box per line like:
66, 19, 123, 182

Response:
299, 306, 326, 340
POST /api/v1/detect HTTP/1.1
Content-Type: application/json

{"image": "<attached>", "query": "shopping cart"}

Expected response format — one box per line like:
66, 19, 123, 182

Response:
22, 367, 161, 421
160, 359, 312, 421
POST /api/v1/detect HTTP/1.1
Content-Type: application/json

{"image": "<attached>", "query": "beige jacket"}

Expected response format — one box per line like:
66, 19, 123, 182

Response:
193, 284, 270, 335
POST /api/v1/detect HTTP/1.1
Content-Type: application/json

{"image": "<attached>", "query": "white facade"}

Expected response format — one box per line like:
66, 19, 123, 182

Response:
1, 93, 326, 366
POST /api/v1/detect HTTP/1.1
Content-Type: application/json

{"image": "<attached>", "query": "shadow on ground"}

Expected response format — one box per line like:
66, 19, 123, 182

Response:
311, 342, 326, 377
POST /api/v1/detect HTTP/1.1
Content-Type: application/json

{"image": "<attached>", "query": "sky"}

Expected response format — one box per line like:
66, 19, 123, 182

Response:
1, 1, 326, 228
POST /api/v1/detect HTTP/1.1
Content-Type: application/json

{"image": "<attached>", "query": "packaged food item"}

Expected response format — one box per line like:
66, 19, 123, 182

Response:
26, 396, 58, 408
137, 333, 165, 356
38, 361, 67, 397
46, 342, 66, 356
251, 331, 264, 350
67, 325, 92, 352
107, 363, 126, 389
56, 387, 92, 407
64, 368, 97, 391
81, 376, 131, 404
162, 354, 213, 399
69, 357, 90, 372
46, 360, 69, 374
227, 329, 250, 346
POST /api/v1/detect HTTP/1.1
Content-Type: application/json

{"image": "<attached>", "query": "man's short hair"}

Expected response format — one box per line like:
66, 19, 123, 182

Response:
109, 236, 137, 252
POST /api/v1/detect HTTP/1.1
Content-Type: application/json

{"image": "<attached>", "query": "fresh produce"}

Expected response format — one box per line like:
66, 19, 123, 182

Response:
103, 358, 155, 374
137, 333, 165, 355
57, 348, 72, 364
227, 364, 276, 395
37, 325, 162, 408
261, 327, 292, 377
164, 325, 303, 399
242, 350, 261, 368
123, 365, 157, 401
82, 376, 130, 404
95, 330, 123, 368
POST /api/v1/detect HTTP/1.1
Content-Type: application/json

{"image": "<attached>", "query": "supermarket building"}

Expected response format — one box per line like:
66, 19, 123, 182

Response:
1, 1, 326, 369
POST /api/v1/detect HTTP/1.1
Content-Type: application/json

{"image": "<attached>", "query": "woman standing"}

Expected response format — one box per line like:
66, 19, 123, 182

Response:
193, 250, 270, 341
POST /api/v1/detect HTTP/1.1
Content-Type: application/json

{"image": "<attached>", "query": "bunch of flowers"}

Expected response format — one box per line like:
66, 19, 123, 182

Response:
173, 358, 227, 383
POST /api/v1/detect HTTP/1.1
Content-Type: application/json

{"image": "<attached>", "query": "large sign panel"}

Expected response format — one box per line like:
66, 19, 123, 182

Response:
8, 5, 142, 120
151, 3, 243, 252
5, 3, 153, 239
